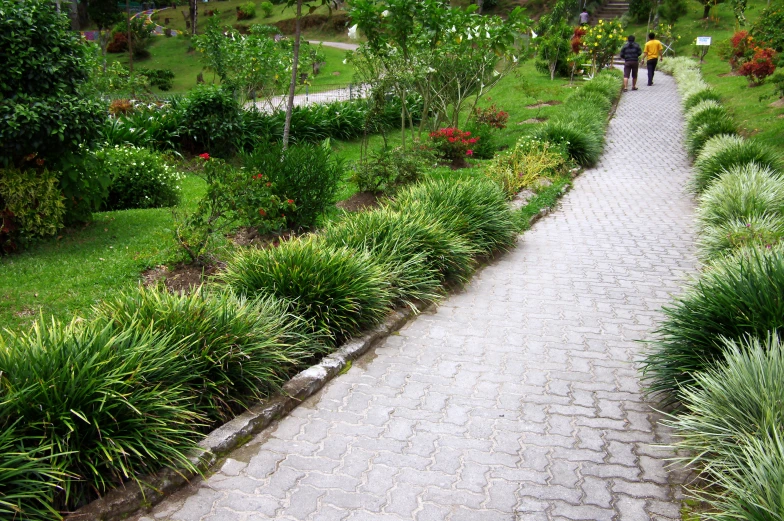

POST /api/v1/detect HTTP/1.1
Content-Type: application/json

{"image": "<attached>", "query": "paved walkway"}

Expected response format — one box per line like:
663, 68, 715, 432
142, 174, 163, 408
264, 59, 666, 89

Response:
135, 73, 696, 521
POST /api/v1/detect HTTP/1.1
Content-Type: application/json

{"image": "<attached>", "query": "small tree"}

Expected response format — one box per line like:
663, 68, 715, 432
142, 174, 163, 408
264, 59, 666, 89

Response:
536, 21, 572, 80
658, 0, 688, 23
86, 0, 123, 71
697, 0, 725, 19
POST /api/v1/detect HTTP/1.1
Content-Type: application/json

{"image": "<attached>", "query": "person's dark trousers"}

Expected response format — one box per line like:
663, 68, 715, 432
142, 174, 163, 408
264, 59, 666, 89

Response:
647, 58, 658, 85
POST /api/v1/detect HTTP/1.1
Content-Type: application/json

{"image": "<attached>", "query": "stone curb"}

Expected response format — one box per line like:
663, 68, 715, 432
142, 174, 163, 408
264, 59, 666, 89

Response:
66, 309, 414, 521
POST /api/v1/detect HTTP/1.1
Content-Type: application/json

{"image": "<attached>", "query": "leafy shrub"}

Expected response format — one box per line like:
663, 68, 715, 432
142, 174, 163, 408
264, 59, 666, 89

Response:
696, 163, 784, 228
738, 47, 778, 86
241, 141, 343, 229
93, 286, 324, 421
180, 85, 243, 157
642, 246, 784, 403
772, 71, 784, 98
136, 67, 175, 91
629, 0, 655, 22
0, 168, 66, 253
223, 236, 393, 344
106, 30, 128, 53
472, 104, 509, 129
0, 0, 105, 168
237, 1, 256, 20
350, 145, 435, 194
463, 122, 498, 160
0, 318, 205, 509
699, 214, 784, 260
727, 30, 756, 70
686, 114, 738, 158
0, 424, 66, 521
693, 135, 783, 192
534, 118, 604, 167
322, 209, 447, 307
429, 127, 480, 162
667, 336, 784, 520
484, 137, 570, 199
683, 87, 721, 111
389, 178, 516, 255
116, 102, 185, 151
95, 146, 181, 210
260, 1, 273, 17
109, 98, 133, 116
751, 2, 784, 52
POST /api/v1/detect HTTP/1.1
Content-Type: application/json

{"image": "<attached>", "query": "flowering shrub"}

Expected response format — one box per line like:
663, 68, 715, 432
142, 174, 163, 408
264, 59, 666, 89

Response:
472, 105, 509, 129
728, 31, 756, 70
483, 137, 570, 199
242, 173, 295, 233
582, 20, 625, 73
429, 128, 479, 163
109, 99, 133, 116
752, 3, 784, 53
738, 47, 778, 85
571, 26, 586, 54
94, 145, 182, 210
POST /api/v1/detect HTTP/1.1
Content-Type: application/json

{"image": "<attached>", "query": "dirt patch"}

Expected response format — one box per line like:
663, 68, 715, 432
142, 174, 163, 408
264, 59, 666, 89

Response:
13, 307, 38, 319
718, 71, 742, 77
509, 189, 536, 210
769, 98, 784, 109
336, 191, 381, 212
332, 71, 341, 76
230, 227, 296, 248
518, 117, 548, 125
526, 100, 562, 109
141, 263, 220, 293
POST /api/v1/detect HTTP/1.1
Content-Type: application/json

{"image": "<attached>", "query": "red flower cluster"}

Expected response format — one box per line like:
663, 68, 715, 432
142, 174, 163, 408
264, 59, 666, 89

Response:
473, 104, 510, 129
739, 47, 778, 85
287, 199, 294, 204
198, 153, 210, 160
429, 127, 480, 161
252, 173, 264, 180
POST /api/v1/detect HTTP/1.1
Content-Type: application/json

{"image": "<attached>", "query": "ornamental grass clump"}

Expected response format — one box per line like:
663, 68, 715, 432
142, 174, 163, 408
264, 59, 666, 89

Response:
93, 286, 325, 422
222, 236, 393, 345
534, 118, 604, 167
667, 336, 784, 521
686, 114, 738, 159
389, 178, 516, 255
0, 318, 205, 510
484, 138, 570, 199
683, 87, 721, 111
699, 214, 784, 260
642, 246, 784, 404
321, 208, 467, 306
566, 89, 613, 113
685, 100, 730, 136
696, 163, 784, 228
693, 135, 783, 193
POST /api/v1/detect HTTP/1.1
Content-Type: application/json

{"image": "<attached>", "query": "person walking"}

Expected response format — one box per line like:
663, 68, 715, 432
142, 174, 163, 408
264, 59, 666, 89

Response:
643, 32, 664, 86
579, 9, 589, 25
619, 35, 642, 92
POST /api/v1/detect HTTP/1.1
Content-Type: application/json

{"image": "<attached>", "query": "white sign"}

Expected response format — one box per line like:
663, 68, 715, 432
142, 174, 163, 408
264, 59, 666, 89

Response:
696, 36, 712, 46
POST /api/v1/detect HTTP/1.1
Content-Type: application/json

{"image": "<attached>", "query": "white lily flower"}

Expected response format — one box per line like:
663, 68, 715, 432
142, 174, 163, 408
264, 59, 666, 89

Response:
486, 31, 491, 38
512, 55, 518, 63
381, 9, 390, 17
467, 33, 472, 40
348, 24, 358, 39
493, 70, 500, 76
343, 58, 347, 64
451, 25, 456, 32
531, 29, 537, 39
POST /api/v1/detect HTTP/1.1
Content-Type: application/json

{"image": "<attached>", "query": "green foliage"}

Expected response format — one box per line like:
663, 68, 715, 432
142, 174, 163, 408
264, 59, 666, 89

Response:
772, 71, 784, 99
349, 145, 435, 194
223, 236, 393, 344
534, 118, 604, 167
535, 21, 573, 80
389, 177, 516, 255
751, 2, 784, 52
696, 163, 784, 228
685, 100, 730, 135
0, 0, 106, 168
0, 318, 204, 509
93, 286, 325, 422
642, 246, 784, 404
0, 168, 66, 253
241, 141, 343, 229
699, 214, 784, 260
136, 67, 175, 91
484, 137, 570, 199
582, 20, 626, 72
237, 1, 257, 19
693, 135, 783, 193
683, 88, 721, 111
95, 146, 182, 211
658, 0, 688, 23
686, 114, 738, 159
0, 425, 67, 521
629, 0, 655, 22
667, 336, 784, 521
180, 85, 244, 157
566, 89, 613, 113
260, 0, 273, 16
463, 122, 498, 160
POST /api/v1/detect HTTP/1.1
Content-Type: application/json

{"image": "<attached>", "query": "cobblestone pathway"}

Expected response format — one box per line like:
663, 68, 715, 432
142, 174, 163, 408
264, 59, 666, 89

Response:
136, 72, 696, 521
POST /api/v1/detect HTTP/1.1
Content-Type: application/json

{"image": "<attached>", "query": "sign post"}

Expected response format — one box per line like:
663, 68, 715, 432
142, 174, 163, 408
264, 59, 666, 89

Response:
696, 36, 712, 63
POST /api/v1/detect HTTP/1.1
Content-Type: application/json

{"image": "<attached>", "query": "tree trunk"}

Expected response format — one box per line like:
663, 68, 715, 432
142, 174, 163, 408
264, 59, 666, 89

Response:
100, 29, 110, 73
702, 3, 711, 18
282, 0, 302, 149
550, 62, 556, 81
189, 0, 198, 35
476, 0, 484, 14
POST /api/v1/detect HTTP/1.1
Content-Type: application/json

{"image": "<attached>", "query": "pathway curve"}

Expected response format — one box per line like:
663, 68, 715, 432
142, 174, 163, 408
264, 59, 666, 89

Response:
135, 72, 696, 521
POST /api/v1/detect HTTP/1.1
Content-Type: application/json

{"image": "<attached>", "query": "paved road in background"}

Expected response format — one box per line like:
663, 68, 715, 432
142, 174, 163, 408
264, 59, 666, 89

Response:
136, 72, 696, 521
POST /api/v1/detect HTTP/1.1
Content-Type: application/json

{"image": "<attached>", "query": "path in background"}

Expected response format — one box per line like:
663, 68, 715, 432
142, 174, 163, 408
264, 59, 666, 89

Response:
134, 73, 696, 521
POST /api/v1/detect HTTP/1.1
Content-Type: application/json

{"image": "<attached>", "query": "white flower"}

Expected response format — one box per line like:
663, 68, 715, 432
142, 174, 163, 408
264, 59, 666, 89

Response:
512, 55, 518, 63
450, 25, 456, 32
531, 29, 537, 39
381, 9, 390, 17
343, 58, 347, 64
348, 24, 358, 40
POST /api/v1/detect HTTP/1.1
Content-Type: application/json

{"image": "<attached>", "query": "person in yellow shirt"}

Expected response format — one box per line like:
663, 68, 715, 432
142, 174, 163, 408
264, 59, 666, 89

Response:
643, 32, 664, 86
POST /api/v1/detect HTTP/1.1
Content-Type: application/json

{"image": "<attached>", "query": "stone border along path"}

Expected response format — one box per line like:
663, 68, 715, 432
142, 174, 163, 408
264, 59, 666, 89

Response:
132, 72, 696, 521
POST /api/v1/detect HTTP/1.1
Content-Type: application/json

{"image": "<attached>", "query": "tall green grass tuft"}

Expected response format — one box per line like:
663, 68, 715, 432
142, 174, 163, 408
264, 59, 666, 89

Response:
693, 135, 784, 193
696, 163, 784, 228
534, 118, 604, 167
642, 246, 784, 404
699, 214, 784, 261
93, 286, 325, 421
222, 237, 393, 345
0, 318, 205, 508
321, 208, 474, 306
389, 178, 516, 255
566, 90, 613, 113
683, 88, 721, 111
686, 115, 738, 159
668, 336, 784, 521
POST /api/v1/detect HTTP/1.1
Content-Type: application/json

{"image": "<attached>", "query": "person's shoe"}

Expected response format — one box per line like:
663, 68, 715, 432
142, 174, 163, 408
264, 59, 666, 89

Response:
623, 88, 628, 92
632, 87, 638, 91
648, 82, 653, 86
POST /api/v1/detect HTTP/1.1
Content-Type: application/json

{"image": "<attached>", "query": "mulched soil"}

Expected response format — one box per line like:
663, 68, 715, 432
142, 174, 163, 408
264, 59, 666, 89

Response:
336, 191, 381, 212
518, 117, 548, 124
526, 100, 562, 109
141, 262, 221, 293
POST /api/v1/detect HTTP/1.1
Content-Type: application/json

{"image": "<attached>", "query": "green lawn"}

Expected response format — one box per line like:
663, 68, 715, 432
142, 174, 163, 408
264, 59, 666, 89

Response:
623, 0, 783, 151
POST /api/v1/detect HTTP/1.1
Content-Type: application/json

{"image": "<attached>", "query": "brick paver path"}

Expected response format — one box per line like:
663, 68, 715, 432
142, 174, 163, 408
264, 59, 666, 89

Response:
136, 73, 696, 521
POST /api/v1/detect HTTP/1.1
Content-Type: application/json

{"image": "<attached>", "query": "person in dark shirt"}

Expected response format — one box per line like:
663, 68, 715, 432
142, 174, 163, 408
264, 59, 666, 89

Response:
619, 35, 642, 91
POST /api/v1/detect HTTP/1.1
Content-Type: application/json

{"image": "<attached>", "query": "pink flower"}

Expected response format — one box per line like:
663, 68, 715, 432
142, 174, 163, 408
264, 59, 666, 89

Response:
199, 153, 210, 160
466, 150, 474, 156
